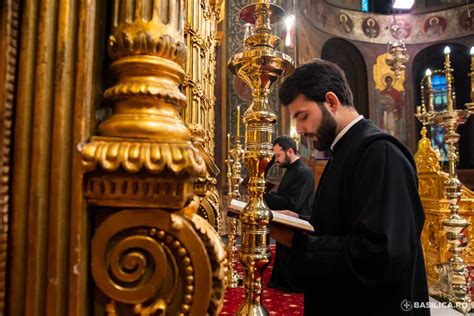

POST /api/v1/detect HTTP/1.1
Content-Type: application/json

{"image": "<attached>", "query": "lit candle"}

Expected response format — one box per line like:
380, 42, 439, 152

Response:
470, 47, 474, 102
444, 46, 454, 111
227, 133, 231, 154
425, 68, 434, 112
236, 105, 241, 140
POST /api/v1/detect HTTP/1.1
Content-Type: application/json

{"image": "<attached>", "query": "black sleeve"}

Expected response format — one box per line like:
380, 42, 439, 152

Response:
264, 169, 314, 212
291, 141, 422, 286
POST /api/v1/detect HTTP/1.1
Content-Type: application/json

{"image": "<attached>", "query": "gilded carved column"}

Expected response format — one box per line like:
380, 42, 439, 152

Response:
0, 0, 19, 314
81, 1, 227, 314
183, 0, 224, 232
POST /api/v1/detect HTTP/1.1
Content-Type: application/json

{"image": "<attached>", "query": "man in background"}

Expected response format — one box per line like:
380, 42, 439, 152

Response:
264, 136, 314, 293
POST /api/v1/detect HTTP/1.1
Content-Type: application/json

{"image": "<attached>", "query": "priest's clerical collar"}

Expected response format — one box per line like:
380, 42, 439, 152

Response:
330, 115, 364, 151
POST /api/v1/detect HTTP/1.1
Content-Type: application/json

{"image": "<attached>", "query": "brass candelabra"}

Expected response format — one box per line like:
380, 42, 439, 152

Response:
226, 119, 244, 288
227, 1, 294, 314
416, 46, 474, 314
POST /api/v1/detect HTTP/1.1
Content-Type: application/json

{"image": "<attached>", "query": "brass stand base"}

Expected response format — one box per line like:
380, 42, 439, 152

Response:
237, 304, 269, 316
228, 270, 244, 288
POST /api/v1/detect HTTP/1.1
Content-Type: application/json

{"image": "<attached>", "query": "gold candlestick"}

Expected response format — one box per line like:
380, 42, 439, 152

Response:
226, 132, 244, 288
433, 110, 471, 314
444, 46, 454, 112
415, 48, 474, 313
228, 1, 294, 314
468, 47, 474, 108
226, 133, 233, 198
237, 105, 241, 140
425, 69, 434, 113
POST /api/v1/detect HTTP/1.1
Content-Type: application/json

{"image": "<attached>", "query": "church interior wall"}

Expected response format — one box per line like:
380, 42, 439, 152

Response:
293, 0, 473, 176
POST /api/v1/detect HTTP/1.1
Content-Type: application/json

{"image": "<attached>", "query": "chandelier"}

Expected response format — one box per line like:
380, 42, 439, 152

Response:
385, 19, 409, 79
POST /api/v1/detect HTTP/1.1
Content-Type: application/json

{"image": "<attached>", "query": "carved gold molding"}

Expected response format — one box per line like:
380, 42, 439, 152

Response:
183, 0, 223, 232
183, 1, 219, 156
0, 0, 19, 313
82, 137, 205, 174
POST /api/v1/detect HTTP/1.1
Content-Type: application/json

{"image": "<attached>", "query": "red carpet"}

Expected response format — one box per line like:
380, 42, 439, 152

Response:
220, 245, 304, 315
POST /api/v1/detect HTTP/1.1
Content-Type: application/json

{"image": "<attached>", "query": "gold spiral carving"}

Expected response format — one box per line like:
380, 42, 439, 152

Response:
94, 234, 168, 303
91, 209, 217, 315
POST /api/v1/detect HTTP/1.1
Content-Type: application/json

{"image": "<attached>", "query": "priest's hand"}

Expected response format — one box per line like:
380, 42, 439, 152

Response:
270, 223, 294, 248
275, 210, 298, 218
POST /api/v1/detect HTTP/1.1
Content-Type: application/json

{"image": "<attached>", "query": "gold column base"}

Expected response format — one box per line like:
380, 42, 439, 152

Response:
228, 270, 244, 288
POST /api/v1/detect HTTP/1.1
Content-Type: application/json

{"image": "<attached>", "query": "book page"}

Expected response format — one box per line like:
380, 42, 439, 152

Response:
229, 199, 314, 232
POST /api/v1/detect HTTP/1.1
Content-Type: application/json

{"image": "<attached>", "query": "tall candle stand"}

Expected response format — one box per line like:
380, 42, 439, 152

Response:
416, 46, 474, 314
227, 1, 294, 314
226, 124, 245, 287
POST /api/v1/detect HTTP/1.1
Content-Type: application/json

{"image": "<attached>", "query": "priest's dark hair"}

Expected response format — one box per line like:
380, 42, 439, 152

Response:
273, 136, 298, 154
279, 58, 354, 107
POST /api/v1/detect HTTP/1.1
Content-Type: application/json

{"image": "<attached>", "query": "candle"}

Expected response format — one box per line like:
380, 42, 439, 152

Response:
227, 133, 231, 154
470, 47, 474, 102
425, 68, 434, 112
236, 105, 241, 140
444, 46, 454, 111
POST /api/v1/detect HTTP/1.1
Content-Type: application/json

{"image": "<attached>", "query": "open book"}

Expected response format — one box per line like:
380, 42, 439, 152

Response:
228, 199, 314, 233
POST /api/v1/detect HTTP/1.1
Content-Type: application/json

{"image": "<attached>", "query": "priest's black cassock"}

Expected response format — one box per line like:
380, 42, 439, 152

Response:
264, 158, 314, 293
291, 119, 430, 315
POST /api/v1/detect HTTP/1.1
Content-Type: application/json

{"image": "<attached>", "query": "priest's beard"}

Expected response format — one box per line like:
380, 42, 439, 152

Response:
278, 153, 292, 168
309, 104, 337, 151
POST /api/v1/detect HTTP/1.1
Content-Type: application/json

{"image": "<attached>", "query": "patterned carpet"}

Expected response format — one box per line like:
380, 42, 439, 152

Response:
220, 245, 304, 315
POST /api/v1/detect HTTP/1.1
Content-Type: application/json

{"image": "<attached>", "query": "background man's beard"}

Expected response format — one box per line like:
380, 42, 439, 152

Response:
277, 154, 292, 168
313, 106, 337, 151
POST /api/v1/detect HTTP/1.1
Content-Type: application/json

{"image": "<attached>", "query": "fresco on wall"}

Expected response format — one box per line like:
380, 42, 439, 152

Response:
299, 1, 473, 44
362, 17, 380, 38
391, 19, 411, 40
373, 53, 407, 143
338, 13, 353, 33
459, 8, 473, 30
424, 16, 448, 37
296, 19, 318, 64
312, 2, 328, 27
